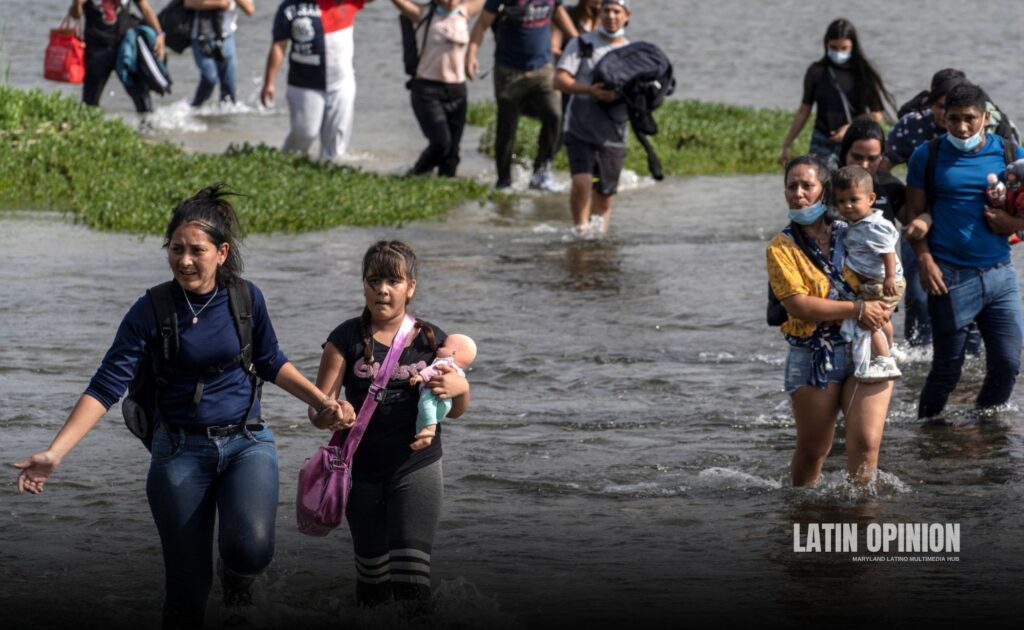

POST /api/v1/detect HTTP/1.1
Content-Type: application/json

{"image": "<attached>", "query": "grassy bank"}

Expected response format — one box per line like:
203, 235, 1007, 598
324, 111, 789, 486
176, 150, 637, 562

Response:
467, 99, 811, 176
0, 86, 489, 235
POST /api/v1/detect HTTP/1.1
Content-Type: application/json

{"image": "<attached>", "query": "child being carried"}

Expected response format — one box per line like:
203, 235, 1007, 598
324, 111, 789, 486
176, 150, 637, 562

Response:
836, 165, 906, 382
409, 333, 477, 450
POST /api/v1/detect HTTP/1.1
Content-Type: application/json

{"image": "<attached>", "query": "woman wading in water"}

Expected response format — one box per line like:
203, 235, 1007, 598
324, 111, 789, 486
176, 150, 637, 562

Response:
766, 156, 894, 485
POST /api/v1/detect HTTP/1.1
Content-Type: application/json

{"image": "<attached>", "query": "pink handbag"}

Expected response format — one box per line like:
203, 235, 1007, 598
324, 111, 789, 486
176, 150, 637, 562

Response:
296, 315, 417, 536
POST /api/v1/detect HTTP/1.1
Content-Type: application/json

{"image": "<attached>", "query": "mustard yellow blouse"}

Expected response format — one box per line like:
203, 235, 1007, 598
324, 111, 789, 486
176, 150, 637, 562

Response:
766, 232, 835, 338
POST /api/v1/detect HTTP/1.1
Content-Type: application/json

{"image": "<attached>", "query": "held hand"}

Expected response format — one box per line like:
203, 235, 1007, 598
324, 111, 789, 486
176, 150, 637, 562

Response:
260, 83, 275, 108
12, 451, 61, 495
983, 205, 1020, 235
426, 363, 469, 401
883, 277, 898, 297
589, 83, 617, 103
903, 215, 932, 241
409, 375, 423, 386
918, 257, 948, 296
313, 399, 356, 431
466, 55, 480, 81
858, 300, 891, 331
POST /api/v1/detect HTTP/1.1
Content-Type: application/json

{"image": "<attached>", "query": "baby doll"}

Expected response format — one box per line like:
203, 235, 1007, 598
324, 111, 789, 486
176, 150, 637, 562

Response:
409, 333, 477, 450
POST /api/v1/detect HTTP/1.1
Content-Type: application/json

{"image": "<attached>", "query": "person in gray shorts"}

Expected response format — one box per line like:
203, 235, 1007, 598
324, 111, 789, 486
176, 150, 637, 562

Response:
554, 0, 630, 238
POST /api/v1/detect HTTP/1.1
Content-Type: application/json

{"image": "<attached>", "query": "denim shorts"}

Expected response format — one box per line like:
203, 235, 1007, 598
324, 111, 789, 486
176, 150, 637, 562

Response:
784, 343, 853, 393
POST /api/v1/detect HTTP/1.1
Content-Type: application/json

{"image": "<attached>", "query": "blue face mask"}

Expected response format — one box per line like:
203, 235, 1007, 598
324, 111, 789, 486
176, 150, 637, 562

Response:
788, 200, 828, 225
598, 25, 626, 38
945, 129, 985, 152
827, 50, 851, 65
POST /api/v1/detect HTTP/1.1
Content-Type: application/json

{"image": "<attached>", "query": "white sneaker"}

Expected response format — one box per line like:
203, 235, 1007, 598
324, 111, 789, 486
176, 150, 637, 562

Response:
858, 356, 902, 383
529, 168, 564, 193
570, 223, 597, 241
587, 215, 606, 236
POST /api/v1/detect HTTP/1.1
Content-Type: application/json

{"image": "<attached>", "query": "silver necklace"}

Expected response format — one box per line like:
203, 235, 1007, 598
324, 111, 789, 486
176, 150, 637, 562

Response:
182, 285, 218, 325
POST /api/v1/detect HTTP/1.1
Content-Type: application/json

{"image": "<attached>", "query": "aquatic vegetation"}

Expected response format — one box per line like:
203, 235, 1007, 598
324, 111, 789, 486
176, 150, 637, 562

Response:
0, 86, 490, 235
467, 99, 813, 176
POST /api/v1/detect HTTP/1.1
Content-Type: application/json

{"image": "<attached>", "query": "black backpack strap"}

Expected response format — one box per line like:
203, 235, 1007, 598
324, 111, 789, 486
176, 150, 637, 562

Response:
924, 136, 941, 212
1004, 137, 1017, 167
146, 281, 178, 422
227, 279, 262, 423
148, 281, 178, 372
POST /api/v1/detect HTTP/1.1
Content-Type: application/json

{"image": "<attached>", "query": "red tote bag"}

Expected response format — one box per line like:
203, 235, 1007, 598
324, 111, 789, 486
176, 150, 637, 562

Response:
44, 17, 86, 84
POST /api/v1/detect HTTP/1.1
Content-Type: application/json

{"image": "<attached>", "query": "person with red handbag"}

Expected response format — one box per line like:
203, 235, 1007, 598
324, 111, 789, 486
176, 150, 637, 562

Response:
312, 240, 471, 606
70, 0, 166, 118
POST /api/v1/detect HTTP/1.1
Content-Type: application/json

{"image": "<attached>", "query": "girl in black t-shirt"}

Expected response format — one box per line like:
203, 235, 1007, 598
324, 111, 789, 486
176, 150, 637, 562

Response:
780, 18, 895, 169
312, 240, 471, 606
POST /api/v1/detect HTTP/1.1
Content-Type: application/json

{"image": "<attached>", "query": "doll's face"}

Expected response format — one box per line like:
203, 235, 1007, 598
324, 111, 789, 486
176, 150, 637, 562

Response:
440, 334, 477, 369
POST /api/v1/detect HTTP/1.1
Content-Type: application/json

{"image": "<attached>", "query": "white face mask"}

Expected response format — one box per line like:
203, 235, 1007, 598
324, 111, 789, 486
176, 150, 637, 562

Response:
598, 25, 626, 38
946, 129, 985, 152
827, 50, 851, 65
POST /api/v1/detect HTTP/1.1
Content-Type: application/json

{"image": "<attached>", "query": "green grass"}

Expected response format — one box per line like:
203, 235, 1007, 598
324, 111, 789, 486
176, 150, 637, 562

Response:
467, 99, 812, 176
0, 86, 490, 235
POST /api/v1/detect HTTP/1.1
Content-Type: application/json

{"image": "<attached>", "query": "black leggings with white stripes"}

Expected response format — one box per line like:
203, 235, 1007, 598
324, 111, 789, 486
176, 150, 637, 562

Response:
345, 459, 443, 605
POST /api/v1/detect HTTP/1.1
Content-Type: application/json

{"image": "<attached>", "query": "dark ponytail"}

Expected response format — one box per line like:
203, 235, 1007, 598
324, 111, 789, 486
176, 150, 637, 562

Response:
163, 185, 244, 286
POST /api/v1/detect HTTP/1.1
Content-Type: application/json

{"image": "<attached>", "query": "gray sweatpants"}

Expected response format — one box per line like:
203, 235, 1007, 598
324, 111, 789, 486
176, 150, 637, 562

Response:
345, 458, 443, 605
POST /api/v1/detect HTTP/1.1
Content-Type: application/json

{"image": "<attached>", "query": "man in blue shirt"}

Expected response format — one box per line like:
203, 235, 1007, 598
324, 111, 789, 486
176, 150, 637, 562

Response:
905, 83, 1024, 419
466, 0, 577, 191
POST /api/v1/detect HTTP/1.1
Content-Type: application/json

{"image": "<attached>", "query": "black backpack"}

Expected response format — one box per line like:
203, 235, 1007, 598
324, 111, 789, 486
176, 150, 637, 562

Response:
121, 280, 260, 450
400, 4, 436, 87
591, 42, 676, 180
158, 0, 195, 55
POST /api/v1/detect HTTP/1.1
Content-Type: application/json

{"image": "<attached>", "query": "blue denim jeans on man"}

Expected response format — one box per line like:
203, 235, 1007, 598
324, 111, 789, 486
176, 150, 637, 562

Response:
146, 423, 278, 624
919, 260, 1023, 418
191, 33, 237, 106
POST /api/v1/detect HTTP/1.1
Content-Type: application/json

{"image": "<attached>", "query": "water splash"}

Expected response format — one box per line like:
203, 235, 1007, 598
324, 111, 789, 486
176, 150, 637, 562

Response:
697, 467, 784, 491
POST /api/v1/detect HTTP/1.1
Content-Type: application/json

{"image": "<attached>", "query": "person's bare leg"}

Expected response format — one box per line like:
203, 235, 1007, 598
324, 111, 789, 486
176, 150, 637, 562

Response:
570, 174, 593, 229
841, 379, 893, 483
790, 383, 842, 486
590, 190, 613, 233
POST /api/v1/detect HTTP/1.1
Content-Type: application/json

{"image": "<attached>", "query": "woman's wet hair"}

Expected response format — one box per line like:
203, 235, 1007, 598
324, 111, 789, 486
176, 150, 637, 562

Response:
822, 18, 896, 118
359, 240, 435, 362
163, 185, 244, 286
838, 116, 885, 166
785, 154, 835, 220
944, 82, 987, 113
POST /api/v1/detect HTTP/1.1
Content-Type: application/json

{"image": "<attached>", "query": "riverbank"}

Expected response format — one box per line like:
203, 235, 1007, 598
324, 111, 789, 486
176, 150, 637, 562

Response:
0, 87, 490, 235
468, 99, 810, 176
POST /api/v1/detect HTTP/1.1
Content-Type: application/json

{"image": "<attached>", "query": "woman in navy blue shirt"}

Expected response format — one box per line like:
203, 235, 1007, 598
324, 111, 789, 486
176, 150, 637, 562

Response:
13, 186, 352, 627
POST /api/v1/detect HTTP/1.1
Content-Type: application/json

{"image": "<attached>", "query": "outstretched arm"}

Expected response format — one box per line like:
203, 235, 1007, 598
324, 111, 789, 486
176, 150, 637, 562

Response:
12, 394, 109, 494
779, 103, 811, 166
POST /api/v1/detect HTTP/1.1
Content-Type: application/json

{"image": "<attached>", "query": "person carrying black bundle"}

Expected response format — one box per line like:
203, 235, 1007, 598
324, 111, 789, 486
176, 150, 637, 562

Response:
70, 0, 165, 120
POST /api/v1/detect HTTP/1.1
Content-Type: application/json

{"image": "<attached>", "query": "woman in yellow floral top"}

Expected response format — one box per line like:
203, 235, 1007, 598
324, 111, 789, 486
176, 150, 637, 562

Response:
766, 155, 893, 486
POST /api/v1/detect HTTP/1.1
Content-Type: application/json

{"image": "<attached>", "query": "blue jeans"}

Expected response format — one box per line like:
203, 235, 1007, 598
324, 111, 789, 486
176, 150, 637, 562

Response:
146, 424, 278, 625
919, 260, 1024, 418
809, 129, 840, 171
901, 237, 981, 352
191, 33, 237, 106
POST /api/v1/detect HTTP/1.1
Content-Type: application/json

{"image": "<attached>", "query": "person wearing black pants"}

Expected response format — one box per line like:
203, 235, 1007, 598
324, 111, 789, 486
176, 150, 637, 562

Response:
409, 79, 467, 177
71, 0, 165, 115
